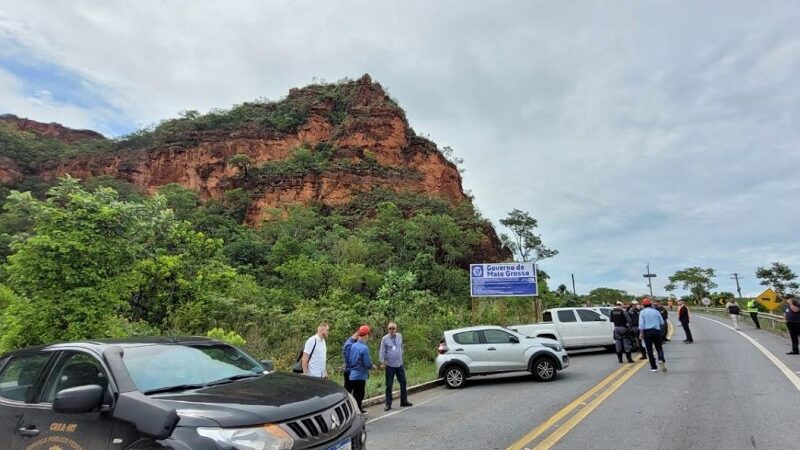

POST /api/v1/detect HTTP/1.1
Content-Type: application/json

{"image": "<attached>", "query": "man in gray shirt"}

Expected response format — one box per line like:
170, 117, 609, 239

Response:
380, 321, 412, 411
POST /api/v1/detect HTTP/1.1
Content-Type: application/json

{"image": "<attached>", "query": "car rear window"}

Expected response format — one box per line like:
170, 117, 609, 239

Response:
0, 353, 51, 402
453, 331, 480, 345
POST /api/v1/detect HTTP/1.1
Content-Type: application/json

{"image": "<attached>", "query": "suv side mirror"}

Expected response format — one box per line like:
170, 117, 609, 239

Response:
509, 336, 520, 344
53, 385, 104, 414
261, 359, 275, 372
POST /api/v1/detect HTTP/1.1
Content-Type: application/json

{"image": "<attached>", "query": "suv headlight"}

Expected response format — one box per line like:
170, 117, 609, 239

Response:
541, 342, 563, 352
197, 425, 293, 450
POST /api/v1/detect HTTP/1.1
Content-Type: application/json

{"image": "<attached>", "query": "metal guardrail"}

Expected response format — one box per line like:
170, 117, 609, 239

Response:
700, 307, 786, 332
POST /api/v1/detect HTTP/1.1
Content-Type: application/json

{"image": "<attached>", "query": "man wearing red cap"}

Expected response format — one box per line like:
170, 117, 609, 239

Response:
348, 325, 377, 414
639, 298, 667, 372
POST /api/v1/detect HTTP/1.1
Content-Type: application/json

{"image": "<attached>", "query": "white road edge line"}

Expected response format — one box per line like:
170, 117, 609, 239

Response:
365, 392, 449, 424
698, 316, 800, 392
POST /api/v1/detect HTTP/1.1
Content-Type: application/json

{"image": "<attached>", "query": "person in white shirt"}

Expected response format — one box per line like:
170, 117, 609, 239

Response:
302, 322, 329, 378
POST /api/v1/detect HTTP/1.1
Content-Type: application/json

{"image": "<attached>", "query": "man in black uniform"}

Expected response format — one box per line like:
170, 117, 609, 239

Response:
655, 299, 670, 342
610, 301, 634, 363
627, 300, 647, 360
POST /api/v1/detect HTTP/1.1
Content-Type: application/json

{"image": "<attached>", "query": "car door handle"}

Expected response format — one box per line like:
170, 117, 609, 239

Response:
487, 347, 496, 351
18, 426, 40, 437
455, 348, 464, 352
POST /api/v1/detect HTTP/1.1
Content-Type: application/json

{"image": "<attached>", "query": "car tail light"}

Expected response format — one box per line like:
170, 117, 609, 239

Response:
437, 340, 449, 355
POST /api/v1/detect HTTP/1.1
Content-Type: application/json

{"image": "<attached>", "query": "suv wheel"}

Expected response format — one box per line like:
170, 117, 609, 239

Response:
444, 365, 466, 389
532, 357, 557, 382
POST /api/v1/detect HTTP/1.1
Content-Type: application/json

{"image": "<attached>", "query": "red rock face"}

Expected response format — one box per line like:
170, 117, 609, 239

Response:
0, 114, 105, 143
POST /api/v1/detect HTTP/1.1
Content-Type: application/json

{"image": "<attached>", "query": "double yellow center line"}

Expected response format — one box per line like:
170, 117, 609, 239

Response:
507, 359, 647, 450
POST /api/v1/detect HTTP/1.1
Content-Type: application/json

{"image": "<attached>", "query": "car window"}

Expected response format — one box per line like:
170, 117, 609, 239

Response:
0, 353, 51, 402
543, 311, 553, 322
577, 309, 602, 322
42, 352, 108, 403
483, 329, 516, 344
453, 331, 480, 345
557, 310, 577, 322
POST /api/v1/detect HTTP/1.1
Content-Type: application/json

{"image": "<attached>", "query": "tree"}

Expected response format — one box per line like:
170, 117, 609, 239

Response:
228, 154, 251, 177
499, 209, 558, 262
666, 267, 717, 301
585, 287, 628, 305
0, 178, 244, 352
755, 262, 799, 296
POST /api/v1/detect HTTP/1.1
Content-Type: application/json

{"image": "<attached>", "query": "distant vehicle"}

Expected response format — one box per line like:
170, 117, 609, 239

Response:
435, 325, 569, 389
509, 307, 615, 351
0, 337, 365, 450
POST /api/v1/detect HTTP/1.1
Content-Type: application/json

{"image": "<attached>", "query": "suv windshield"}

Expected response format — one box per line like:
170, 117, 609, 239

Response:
122, 343, 264, 393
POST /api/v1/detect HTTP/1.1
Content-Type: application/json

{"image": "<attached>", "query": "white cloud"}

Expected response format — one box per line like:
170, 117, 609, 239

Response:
0, 0, 798, 296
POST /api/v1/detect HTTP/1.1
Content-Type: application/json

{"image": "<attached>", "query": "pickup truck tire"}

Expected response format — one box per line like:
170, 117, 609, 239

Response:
531, 356, 557, 382
443, 365, 466, 389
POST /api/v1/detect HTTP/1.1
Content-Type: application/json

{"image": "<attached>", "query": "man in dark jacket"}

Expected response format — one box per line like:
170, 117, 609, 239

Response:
610, 302, 634, 363
677, 299, 693, 343
627, 300, 647, 360
784, 294, 800, 355
655, 300, 670, 342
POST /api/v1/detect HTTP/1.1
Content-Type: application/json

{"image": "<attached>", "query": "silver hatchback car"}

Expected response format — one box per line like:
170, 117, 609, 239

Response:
435, 325, 569, 389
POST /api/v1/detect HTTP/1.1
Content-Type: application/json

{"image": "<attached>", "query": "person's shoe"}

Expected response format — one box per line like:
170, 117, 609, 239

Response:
787, 351, 799, 355
360, 409, 368, 414
650, 368, 658, 372
400, 402, 413, 407
639, 355, 648, 361
659, 361, 667, 372
685, 341, 693, 344
384, 405, 392, 411
664, 338, 671, 342
681, 340, 688, 342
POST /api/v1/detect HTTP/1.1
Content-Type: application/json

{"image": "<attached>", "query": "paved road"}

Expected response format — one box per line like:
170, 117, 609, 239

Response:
364, 315, 800, 449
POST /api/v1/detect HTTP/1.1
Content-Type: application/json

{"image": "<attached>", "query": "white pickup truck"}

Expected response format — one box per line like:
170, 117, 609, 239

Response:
509, 307, 615, 350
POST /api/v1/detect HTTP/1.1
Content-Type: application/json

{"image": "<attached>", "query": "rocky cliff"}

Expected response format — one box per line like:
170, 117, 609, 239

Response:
0, 75, 507, 261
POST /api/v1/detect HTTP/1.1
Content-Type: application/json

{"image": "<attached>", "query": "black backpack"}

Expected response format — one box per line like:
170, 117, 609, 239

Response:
729, 304, 740, 315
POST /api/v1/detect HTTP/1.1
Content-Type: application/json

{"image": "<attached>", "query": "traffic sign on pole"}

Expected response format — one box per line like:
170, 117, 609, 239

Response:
470, 262, 538, 297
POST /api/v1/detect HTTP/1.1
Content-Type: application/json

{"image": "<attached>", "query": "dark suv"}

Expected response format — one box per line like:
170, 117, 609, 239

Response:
0, 337, 365, 450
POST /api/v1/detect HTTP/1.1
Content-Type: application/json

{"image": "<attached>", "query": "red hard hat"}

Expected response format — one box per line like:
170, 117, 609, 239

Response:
642, 298, 652, 306
358, 325, 371, 336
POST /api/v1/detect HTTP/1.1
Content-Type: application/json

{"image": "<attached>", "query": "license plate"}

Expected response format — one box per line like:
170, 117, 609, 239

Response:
327, 439, 352, 450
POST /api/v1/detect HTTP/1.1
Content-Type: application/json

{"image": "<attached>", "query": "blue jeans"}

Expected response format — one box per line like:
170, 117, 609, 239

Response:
643, 329, 665, 369
385, 365, 408, 406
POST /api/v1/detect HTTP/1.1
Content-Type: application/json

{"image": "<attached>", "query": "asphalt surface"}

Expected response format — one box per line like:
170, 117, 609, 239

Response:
364, 315, 800, 450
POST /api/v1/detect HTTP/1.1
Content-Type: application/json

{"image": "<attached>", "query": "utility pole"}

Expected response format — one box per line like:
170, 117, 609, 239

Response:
571, 273, 577, 296
643, 263, 657, 298
731, 273, 743, 299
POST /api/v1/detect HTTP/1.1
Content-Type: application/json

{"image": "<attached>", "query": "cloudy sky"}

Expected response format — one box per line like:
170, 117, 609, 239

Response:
1, 0, 798, 297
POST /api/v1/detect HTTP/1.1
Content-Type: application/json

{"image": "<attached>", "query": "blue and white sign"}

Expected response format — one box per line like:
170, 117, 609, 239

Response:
470, 262, 538, 297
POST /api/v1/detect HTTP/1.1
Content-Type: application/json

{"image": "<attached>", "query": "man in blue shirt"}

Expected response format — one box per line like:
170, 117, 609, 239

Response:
341, 329, 359, 394
639, 298, 667, 372
348, 325, 376, 414
380, 321, 413, 411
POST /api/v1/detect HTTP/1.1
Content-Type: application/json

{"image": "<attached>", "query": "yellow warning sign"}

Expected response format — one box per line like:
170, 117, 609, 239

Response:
755, 288, 781, 311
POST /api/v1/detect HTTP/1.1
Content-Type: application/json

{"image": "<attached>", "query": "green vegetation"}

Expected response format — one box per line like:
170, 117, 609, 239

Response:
0, 122, 111, 173
755, 262, 799, 296
0, 178, 558, 393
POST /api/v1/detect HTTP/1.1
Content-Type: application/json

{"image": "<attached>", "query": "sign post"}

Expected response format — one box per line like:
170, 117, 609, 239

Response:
470, 262, 538, 324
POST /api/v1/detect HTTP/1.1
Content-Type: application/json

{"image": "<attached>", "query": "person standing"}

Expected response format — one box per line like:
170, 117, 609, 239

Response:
380, 322, 412, 411
349, 325, 377, 414
639, 298, 667, 372
627, 300, 647, 360
784, 294, 800, 355
746, 298, 761, 329
677, 299, 693, 343
302, 321, 329, 378
655, 299, 670, 342
725, 298, 741, 330
610, 302, 634, 363
342, 329, 360, 393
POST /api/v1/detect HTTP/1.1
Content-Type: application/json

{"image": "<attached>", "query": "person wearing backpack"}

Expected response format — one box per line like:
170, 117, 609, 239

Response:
301, 321, 329, 378
725, 299, 741, 330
